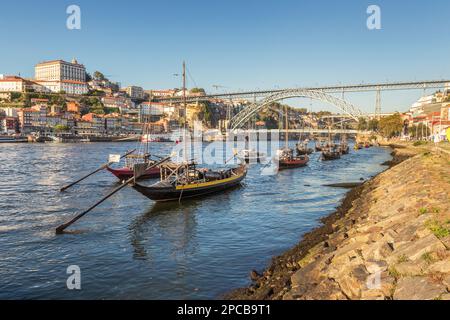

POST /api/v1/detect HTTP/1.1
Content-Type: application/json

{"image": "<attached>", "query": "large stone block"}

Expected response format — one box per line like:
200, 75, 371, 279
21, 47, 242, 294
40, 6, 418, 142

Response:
394, 276, 446, 300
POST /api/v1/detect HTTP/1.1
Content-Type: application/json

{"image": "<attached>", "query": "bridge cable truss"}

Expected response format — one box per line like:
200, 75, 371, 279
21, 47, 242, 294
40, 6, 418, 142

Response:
229, 89, 365, 131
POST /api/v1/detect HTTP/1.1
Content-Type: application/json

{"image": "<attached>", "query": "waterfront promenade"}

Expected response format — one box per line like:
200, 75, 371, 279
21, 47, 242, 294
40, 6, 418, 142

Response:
228, 142, 450, 300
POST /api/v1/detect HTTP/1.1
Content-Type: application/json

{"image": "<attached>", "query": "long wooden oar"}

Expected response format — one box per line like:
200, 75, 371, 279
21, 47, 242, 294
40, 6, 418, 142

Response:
60, 149, 136, 192
225, 149, 239, 165
55, 155, 172, 234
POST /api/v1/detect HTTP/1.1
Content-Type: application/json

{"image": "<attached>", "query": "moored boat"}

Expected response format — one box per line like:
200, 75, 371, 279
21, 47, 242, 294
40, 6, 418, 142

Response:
277, 148, 310, 170
0, 136, 28, 143
322, 146, 341, 161
106, 153, 161, 181
133, 61, 248, 202
237, 149, 267, 164
296, 142, 314, 156
133, 162, 247, 202
340, 144, 350, 155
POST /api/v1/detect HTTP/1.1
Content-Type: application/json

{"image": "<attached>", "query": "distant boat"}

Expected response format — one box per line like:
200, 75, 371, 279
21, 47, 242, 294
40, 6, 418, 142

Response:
237, 149, 266, 164
296, 142, 314, 156
276, 105, 310, 170
277, 148, 310, 170
322, 147, 341, 161
315, 140, 332, 152
141, 134, 173, 143
0, 136, 28, 143
321, 124, 341, 161
340, 144, 350, 155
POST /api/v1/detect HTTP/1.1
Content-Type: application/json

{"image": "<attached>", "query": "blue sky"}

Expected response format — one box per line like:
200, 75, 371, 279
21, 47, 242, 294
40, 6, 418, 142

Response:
1, 0, 449, 112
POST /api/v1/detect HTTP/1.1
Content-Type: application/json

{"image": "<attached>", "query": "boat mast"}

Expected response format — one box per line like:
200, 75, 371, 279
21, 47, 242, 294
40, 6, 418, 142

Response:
328, 118, 332, 146
285, 105, 289, 149
182, 61, 188, 163
145, 113, 149, 156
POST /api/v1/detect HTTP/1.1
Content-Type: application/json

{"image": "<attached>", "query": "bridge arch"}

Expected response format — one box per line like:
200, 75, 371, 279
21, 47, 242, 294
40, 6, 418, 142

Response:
229, 89, 364, 130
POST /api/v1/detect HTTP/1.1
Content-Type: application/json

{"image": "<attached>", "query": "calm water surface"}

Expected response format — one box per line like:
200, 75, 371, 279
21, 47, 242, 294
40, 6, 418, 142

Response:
0, 141, 391, 299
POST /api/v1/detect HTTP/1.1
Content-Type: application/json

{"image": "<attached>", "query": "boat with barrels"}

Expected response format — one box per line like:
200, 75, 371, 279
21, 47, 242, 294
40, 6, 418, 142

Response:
106, 153, 160, 181
340, 143, 350, 155
106, 121, 167, 181
133, 162, 247, 202
237, 149, 266, 164
322, 146, 341, 161
296, 140, 314, 156
339, 134, 350, 155
133, 62, 248, 202
277, 148, 309, 170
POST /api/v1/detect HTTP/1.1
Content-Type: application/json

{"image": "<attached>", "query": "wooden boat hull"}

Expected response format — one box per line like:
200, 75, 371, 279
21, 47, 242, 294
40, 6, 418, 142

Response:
278, 156, 309, 170
106, 166, 160, 181
0, 137, 28, 143
340, 146, 350, 155
133, 168, 247, 202
315, 146, 323, 152
322, 152, 341, 161
296, 148, 314, 156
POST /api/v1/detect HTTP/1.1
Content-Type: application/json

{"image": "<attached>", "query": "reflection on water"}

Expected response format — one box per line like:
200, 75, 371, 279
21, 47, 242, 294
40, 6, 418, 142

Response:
0, 142, 391, 299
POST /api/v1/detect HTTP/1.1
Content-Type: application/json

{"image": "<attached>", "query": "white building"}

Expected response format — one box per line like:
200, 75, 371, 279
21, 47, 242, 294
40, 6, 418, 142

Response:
445, 83, 450, 95
34, 59, 88, 94
35, 59, 86, 82
126, 86, 145, 100
0, 107, 20, 117
140, 102, 175, 116
0, 76, 26, 92
0, 76, 50, 93
409, 94, 437, 114
35, 80, 89, 95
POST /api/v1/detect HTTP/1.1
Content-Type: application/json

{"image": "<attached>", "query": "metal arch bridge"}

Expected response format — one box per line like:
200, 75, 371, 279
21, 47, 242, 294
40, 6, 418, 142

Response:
154, 79, 450, 103
153, 79, 450, 129
229, 89, 367, 130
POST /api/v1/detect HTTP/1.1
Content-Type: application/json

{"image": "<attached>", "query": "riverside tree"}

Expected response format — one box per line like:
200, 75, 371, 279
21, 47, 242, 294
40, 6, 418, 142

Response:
378, 113, 404, 138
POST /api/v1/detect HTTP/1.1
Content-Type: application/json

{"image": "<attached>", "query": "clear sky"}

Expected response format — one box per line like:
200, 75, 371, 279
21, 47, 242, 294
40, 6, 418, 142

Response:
1, 0, 449, 113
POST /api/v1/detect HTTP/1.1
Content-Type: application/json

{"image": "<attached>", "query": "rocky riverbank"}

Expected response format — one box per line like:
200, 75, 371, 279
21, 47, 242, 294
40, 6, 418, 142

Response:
227, 144, 450, 300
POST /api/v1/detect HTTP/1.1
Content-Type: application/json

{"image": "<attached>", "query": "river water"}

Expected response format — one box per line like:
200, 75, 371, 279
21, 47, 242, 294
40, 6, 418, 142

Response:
0, 141, 391, 299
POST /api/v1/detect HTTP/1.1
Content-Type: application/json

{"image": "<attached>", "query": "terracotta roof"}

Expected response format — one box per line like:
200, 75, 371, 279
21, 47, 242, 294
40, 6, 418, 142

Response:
62, 80, 87, 85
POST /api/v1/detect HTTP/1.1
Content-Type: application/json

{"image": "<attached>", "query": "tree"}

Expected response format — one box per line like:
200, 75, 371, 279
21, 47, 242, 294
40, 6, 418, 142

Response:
358, 117, 368, 131
54, 124, 70, 132
190, 88, 206, 95
93, 71, 106, 81
409, 123, 430, 139
378, 113, 404, 138
91, 107, 105, 115
368, 119, 379, 132
85, 73, 92, 82
203, 103, 212, 125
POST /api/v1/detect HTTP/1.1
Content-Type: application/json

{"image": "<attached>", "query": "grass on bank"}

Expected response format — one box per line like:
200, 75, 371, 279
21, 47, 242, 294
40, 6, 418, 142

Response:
425, 219, 450, 239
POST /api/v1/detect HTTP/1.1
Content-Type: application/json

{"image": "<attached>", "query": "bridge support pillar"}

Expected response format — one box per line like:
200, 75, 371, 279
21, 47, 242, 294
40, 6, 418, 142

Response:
375, 88, 381, 120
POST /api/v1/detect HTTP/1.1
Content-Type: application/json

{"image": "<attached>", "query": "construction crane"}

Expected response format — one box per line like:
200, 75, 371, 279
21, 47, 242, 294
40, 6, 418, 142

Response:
212, 84, 228, 91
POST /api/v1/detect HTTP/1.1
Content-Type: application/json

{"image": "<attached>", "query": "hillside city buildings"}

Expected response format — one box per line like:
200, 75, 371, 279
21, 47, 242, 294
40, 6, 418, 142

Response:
0, 58, 449, 139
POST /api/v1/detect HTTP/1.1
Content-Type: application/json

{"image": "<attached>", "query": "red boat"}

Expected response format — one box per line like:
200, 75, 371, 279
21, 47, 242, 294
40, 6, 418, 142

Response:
277, 148, 310, 170
106, 153, 161, 182
277, 106, 310, 170
106, 165, 160, 181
